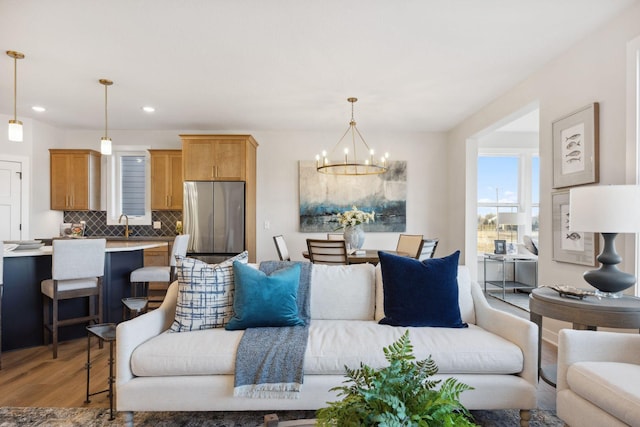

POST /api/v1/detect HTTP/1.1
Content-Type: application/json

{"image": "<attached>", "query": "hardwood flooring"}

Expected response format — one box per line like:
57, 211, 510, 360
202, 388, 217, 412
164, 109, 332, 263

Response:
0, 297, 557, 410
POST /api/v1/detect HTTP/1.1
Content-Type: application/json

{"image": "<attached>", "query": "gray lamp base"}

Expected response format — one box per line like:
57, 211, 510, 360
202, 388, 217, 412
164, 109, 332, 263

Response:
584, 232, 636, 298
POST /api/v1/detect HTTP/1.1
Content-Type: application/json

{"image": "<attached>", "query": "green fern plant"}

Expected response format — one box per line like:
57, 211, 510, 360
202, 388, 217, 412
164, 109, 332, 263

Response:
316, 330, 478, 427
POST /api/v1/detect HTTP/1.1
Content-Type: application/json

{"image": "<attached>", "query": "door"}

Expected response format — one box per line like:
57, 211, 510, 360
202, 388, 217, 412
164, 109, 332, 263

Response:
212, 181, 245, 253
0, 160, 22, 240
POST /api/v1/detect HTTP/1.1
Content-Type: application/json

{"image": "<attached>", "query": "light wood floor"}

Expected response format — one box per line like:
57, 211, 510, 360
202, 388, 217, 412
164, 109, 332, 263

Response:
0, 298, 557, 410
0, 338, 113, 408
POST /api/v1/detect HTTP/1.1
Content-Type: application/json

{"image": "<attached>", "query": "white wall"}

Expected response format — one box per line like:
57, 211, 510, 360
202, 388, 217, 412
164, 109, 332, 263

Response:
58, 129, 450, 262
448, 2, 640, 343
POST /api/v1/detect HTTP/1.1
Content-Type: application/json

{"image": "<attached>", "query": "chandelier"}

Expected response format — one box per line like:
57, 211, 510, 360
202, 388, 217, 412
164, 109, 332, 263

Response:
316, 97, 389, 175
99, 79, 113, 155
6, 50, 25, 142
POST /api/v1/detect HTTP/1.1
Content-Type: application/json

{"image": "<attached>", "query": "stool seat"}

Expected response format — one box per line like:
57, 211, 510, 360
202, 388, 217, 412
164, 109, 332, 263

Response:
122, 297, 148, 314
130, 266, 170, 283
86, 323, 116, 341
41, 278, 99, 298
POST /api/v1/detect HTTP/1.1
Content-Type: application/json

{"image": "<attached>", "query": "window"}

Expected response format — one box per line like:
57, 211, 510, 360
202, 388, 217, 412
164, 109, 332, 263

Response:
106, 147, 151, 226
477, 153, 539, 253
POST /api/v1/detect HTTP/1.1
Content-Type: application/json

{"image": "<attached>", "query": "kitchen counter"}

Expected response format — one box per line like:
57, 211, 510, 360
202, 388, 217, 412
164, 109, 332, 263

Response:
1, 240, 168, 352
4, 240, 168, 258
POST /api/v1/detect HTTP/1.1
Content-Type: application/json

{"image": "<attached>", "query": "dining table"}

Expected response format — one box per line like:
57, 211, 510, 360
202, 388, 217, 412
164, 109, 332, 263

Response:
302, 249, 409, 265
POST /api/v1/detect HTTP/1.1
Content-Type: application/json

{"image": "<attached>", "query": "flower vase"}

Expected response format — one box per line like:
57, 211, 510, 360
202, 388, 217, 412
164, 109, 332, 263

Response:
344, 225, 365, 251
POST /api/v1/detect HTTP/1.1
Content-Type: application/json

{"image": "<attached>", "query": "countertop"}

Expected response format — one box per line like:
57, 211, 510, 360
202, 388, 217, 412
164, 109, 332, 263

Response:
4, 239, 168, 258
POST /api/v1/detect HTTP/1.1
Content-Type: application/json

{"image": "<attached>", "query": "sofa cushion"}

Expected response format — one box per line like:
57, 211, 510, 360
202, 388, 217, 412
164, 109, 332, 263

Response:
567, 361, 640, 426
225, 262, 305, 330
310, 263, 375, 320
169, 252, 248, 332
375, 265, 475, 325
131, 320, 523, 377
378, 251, 467, 328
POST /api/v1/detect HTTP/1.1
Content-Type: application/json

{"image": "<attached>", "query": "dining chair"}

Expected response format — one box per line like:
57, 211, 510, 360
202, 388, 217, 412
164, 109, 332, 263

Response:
273, 235, 291, 261
306, 239, 348, 265
418, 238, 439, 260
327, 233, 344, 240
41, 238, 106, 359
396, 234, 424, 259
124, 234, 190, 318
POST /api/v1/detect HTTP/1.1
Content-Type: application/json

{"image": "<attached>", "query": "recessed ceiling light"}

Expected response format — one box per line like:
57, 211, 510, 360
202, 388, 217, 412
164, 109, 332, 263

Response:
142, 106, 155, 113
32, 105, 46, 112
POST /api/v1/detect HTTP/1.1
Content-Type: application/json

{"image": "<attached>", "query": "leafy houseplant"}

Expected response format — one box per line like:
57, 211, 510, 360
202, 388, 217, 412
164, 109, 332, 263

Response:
316, 331, 478, 427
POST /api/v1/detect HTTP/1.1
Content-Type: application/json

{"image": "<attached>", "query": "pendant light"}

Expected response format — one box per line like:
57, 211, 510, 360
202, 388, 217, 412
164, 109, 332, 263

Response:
6, 51, 25, 142
99, 79, 113, 155
316, 97, 389, 176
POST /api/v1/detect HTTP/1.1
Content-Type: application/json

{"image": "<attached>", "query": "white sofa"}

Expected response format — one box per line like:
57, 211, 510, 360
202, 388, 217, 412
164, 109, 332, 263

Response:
117, 263, 538, 425
557, 329, 640, 426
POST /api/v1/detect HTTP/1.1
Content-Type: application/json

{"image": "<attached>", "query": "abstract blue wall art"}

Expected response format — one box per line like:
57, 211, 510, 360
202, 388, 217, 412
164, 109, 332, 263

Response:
298, 160, 407, 232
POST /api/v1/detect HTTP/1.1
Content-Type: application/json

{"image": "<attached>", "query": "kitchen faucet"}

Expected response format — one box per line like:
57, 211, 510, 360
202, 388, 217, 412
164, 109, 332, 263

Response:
118, 213, 130, 238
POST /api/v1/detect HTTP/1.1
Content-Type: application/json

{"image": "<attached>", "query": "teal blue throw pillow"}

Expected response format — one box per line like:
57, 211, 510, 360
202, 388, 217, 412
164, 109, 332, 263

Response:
225, 262, 305, 330
378, 250, 467, 328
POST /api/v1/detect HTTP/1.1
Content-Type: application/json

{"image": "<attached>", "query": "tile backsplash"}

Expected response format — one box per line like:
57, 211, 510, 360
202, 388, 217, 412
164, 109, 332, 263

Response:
64, 211, 182, 237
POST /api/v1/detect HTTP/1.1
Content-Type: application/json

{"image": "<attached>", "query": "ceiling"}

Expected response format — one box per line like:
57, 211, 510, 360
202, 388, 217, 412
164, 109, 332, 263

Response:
0, 0, 637, 133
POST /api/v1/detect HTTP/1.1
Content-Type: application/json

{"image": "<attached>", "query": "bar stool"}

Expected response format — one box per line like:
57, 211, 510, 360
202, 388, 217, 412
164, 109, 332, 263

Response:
85, 323, 116, 420
122, 234, 189, 318
41, 238, 106, 359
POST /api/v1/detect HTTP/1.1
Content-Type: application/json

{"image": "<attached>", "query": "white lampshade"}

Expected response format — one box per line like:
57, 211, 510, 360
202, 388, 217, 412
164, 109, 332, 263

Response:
569, 185, 640, 233
100, 137, 112, 155
8, 120, 23, 142
498, 212, 526, 226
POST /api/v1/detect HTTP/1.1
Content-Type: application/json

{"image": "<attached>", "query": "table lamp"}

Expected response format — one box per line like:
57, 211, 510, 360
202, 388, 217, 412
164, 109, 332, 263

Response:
569, 185, 640, 298
497, 212, 526, 244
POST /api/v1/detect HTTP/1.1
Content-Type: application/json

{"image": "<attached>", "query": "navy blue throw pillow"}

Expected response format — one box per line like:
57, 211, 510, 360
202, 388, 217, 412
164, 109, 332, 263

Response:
378, 250, 467, 328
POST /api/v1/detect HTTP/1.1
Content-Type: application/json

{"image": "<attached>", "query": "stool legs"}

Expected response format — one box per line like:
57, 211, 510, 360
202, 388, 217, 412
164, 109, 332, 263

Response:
85, 328, 115, 421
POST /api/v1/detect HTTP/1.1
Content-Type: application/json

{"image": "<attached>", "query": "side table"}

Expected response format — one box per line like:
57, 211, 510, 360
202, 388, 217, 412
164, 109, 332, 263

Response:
529, 287, 640, 386
483, 254, 537, 301
85, 323, 117, 420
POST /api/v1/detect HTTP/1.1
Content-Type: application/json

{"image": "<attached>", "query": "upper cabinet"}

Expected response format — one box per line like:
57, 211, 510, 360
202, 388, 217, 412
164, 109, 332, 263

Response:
149, 150, 183, 210
181, 135, 257, 181
50, 149, 101, 211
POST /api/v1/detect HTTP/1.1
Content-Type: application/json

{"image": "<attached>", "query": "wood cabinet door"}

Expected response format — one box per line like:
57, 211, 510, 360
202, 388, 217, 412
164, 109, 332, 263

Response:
68, 154, 90, 209
50, 154, 70, 210
150, 154, 169, 210
168, 152, 183, 209
183, 140, 216, 180
151, 151, 183, 210
213, 140, 245, 180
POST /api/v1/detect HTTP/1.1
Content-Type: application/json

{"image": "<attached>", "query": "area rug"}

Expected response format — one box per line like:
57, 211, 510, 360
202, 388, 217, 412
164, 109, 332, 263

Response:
0, 407, 563, 426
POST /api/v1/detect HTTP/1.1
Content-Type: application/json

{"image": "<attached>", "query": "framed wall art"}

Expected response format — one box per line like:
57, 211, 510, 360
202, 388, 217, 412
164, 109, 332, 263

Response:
552, 190, 598, 266
552, 102, 599, 189
298, 160, 407, 232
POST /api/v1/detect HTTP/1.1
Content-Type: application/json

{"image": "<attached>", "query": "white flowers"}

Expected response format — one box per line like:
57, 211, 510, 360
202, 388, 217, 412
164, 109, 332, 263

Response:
336, 205, 375, 228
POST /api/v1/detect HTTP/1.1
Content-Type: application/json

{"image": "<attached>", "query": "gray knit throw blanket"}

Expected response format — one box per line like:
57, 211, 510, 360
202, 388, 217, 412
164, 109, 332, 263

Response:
233, 261, 312, 398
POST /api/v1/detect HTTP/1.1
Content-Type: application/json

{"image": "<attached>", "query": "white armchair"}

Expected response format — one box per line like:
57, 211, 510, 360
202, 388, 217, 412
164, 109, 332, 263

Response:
557, 329, 640, 426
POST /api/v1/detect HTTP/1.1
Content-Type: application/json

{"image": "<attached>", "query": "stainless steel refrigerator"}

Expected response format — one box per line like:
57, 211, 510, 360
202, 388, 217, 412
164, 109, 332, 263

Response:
183, 181, 245, 264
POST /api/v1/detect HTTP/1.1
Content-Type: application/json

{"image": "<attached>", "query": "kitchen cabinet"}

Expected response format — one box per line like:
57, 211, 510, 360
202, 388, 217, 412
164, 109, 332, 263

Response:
181, 135, 256, 181
149, 150, 183, 210
50, 149, 101, 211
180, 134, 258, 262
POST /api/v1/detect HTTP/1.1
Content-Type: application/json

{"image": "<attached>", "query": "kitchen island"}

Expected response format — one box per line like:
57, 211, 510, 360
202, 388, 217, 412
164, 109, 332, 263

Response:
2, 240, 168, 351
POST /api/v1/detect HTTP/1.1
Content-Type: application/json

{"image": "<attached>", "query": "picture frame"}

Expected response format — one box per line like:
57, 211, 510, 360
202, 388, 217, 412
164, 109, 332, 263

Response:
552, 103, 599, 189
552, 190, 598, 266
493, 239, 506, 255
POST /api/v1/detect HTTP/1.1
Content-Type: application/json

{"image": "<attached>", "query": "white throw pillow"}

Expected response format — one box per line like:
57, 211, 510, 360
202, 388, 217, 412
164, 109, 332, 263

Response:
169, 251, 248, 332
310, 263, 375, 320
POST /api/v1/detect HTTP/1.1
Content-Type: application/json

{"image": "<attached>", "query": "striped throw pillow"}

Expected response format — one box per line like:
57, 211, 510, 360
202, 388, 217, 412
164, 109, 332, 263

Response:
169, 251, 249, 332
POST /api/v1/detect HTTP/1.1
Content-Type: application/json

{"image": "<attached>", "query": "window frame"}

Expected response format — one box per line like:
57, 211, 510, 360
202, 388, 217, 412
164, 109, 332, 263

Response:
476, 147, 539, 254
105, 146, 151, 226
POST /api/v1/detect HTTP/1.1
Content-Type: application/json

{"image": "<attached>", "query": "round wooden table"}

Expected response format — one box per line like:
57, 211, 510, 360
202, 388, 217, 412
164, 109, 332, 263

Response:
529, 287, 640, 386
